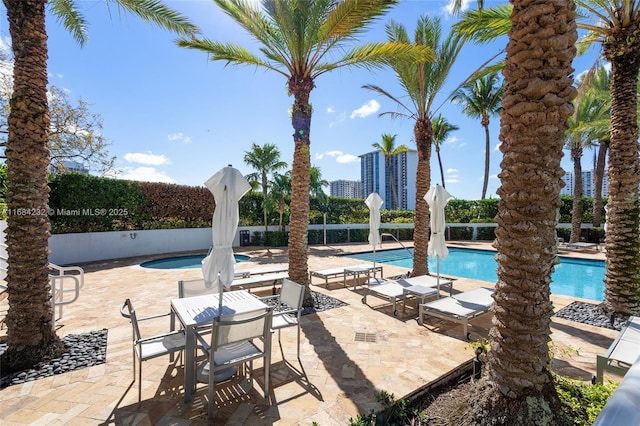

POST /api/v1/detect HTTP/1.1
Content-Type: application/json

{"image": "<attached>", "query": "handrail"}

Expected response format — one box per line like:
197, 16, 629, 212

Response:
380, 232, 413, 257
49, 274, 81, 329
49, 263, 84, 290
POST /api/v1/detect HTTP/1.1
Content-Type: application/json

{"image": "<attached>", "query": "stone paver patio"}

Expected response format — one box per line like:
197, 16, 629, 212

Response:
0, 241, 618, 425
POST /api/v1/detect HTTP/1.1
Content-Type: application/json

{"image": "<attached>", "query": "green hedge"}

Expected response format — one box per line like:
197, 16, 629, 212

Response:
38, 173, 607, 235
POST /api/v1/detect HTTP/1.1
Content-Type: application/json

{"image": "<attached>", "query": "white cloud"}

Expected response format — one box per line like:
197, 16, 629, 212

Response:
443, 0, 470, 15
326, 106, 335, 113
445, 177, 460, 184
314, 152, 324, 160
350, 100, 380, 119
445, 136, 459, 145
329, 111, 346, 127
493, 142, 502, 151
326, 151, 343, 157
446, 168, 458, 174
118, 167, 175, 183
336, 154, 358, 164
167, 132, 192, 143
124, 152, 171, 166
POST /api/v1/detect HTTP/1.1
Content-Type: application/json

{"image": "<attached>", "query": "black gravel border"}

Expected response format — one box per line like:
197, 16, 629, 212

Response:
554, 301, 630, 330
0, 329, 107, 388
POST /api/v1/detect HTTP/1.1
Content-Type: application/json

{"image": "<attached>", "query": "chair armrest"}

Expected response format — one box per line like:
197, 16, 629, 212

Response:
137, 312, 173, 322
136, 329, 184, 345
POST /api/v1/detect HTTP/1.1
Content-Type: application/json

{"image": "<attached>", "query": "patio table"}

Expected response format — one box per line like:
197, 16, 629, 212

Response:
344, 265, 383, 290
171, 290, 268, 402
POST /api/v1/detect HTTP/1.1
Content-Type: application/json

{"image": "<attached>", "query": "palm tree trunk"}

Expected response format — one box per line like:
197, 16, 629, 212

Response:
592, 139, 608, 227
288, 76, 313, 307
436, 147, 446, 188
469, 0, 577, 421
262, 171, 269, 233
569, 145, 583, 243
412, 117, 432, 277
4, 0, 64, 370
602, 54, 640, 316
481, 121, 490, 199
389, 157, 400, 209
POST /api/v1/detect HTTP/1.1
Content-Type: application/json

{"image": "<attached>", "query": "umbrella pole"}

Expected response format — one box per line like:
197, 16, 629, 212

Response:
436, 256, 441, 298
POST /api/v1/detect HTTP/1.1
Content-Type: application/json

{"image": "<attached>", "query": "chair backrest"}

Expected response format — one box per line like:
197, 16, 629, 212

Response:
178, 279, 220, 298
279, 279, 304, 310
211, 308, 272, 348
120, 298, 142, 342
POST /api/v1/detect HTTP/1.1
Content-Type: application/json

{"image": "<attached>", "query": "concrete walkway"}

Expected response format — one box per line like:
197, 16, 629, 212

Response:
0, 242, 618, 425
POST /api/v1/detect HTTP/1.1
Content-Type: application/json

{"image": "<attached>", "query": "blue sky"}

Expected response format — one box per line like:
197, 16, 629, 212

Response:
0, 0, 600, 201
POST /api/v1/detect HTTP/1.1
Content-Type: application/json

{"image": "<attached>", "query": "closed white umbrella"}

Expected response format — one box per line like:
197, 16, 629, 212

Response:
201, 165, 251, 312
424, 184, 453, 297
365, 192, 383, 282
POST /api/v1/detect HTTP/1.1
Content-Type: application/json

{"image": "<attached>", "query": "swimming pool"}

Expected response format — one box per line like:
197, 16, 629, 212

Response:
347, 248, 605, 301
140, 254, 250, 270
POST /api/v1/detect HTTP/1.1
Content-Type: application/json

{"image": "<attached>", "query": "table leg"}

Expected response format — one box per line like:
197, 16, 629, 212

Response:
183, 325, 196, 403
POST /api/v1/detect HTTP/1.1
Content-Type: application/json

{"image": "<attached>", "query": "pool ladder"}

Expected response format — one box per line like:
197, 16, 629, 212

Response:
380, 233, 413, 257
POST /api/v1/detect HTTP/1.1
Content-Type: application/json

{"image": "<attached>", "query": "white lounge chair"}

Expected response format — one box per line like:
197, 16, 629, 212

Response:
309, 263, 383, 288
418, 287, 495, 339
596, 316, 640, 383
364, 275, 453, 316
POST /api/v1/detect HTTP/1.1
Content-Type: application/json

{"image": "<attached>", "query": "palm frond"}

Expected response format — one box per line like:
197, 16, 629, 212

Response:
111, 0, 199, 36
49, 0, 88, 46
176, 37, 290, 77
314, 42, 435, 77
320, 0, 396, 39
453, 4, 511, 44
362, 83, 413, 115
215, 0, 294, 72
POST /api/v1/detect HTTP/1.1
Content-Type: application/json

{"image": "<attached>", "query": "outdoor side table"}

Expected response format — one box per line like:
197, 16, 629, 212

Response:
402, 285, 439, 313
344, 265, 383, 290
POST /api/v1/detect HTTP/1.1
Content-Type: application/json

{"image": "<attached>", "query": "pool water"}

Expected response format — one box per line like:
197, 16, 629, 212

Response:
140, 254, 250, 270
347, 248, 605, 301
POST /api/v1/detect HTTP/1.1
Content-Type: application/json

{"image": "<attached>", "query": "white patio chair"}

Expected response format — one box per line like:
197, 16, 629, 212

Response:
260, 278, 305, 359
195, 307, 273, 419
120, 298, 185, 403
178, 278, 220, 298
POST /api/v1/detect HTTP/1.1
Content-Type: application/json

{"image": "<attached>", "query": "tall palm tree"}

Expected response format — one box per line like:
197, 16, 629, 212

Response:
482, 0, 578, 421
371, 133, 409, 209
364, 15, 464, 277
431, 115, 458, 188
586, 66, 612, 227
243, 142, 287, 232
1, 0, 197, 371
455, 0, 640, 317
269, 171, 291, 231
451, 73, 503, 199
565, 93, 609, 243
177, 0, 433, 306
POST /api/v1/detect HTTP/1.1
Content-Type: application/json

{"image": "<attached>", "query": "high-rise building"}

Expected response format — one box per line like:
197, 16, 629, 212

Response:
330, 180, 362, 199
561, 169, 608, 197
359, 150, 418, 209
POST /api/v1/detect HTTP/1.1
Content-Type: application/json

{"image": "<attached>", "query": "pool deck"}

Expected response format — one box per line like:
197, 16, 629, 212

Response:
0, 241, 618, 425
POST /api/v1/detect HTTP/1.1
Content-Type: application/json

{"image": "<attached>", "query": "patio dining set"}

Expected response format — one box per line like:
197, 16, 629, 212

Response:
118, 259, 504, 420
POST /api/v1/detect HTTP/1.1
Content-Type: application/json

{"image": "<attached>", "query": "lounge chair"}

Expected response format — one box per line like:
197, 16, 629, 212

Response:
418, 287, 495, 339
309, 263, 383, 288
596, 316, 640, 383
230, 271, 289, 294
395, 275, 454, 297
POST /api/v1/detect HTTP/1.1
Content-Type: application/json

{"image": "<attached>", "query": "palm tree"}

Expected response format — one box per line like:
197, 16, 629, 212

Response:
449, 0, 578, 422
364, 15, 464, 277
243, 142, 287, 232
586, 66, 612, 227
2, 0, 196, 372
431, 115, 458, 188
455, 0, 640, 317
269, 171, 291, 231
177, 0, 433, 307
371, 133, 409, 209
565, 93, 609, 243
451, 73, 503, 199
